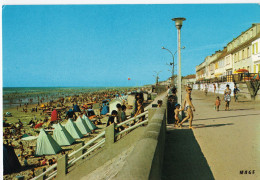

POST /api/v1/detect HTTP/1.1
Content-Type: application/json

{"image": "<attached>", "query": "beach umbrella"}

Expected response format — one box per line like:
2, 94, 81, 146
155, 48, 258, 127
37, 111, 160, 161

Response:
35, 123, 44, 129
236, 69, 249, 73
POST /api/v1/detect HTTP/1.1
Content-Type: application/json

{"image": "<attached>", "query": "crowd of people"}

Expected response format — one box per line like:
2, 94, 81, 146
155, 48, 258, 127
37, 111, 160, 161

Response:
167, 82, 242, 129
3, 87, 147, 179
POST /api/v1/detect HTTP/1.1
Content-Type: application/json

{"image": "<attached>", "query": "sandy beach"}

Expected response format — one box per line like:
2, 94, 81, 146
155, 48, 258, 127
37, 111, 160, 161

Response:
2, 87, 143, 180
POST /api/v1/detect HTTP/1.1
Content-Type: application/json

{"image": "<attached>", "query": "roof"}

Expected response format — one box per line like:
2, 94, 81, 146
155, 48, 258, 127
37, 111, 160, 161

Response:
183, 74, 196, 79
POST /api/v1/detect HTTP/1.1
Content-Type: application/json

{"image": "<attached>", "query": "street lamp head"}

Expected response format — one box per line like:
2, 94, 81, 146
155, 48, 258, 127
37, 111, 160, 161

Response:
172, 17, 186, 29
182, 46, 185, 49
162, 46, 165, 49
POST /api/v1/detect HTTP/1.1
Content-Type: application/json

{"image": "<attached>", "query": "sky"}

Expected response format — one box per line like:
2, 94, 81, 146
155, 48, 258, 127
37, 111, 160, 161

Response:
2, 4, 260, 87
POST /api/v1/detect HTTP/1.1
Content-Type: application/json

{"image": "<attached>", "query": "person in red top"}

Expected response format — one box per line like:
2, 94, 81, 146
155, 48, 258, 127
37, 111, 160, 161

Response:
215, 96, 221, 111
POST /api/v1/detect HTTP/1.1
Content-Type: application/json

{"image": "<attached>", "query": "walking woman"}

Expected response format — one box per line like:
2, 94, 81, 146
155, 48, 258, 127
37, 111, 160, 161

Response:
224, 84, 231, 110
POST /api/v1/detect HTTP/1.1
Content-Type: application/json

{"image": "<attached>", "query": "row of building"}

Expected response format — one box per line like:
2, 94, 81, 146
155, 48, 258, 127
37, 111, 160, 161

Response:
196, 23, 260, 82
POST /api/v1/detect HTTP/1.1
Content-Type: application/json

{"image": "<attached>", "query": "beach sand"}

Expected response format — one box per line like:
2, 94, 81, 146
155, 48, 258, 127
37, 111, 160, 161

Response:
2, 88, 138, 180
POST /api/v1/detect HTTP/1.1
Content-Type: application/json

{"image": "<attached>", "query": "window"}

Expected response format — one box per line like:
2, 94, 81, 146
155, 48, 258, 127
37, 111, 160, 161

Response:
256, 42, 259, 54
254, 65, 256, 73
258, 64, 260, 73
252, 44, 255, 54
242, 50, 245, 59
247, 47, 250, 57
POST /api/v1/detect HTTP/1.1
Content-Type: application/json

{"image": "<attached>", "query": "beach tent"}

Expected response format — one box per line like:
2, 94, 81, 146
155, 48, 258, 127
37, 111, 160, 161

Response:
73, 104, 81, 112
82, 114, 97, 131
3, 144, 21, 175
109, 99, 123, 114
53, 123, 75, 146
35, 129, 62, 156
66, 109, 75, 119
75, 116, 91, 135
51, 109, 58, 121
64, 119, 84, 139
101, 104, 109, 115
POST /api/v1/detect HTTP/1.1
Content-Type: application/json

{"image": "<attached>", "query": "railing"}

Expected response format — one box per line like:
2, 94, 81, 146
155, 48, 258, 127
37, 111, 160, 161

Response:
115, 111, 149, 137
32, 111, 149, 180
32, 131, 106, 180
196, 73, 259, 84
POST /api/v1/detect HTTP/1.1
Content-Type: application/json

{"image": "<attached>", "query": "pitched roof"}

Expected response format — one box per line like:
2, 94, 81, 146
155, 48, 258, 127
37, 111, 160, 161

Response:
183, 74, 196, 79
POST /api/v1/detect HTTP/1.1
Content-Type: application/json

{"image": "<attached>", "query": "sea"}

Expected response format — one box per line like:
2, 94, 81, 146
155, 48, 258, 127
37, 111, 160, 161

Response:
2, 87, 123, 110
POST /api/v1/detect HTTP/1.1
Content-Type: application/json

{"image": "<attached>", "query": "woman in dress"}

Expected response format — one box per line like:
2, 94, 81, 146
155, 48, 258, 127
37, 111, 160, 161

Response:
224, 84, 231, 111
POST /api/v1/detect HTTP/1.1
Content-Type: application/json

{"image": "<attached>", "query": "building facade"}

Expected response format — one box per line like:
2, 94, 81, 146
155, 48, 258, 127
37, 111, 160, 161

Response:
196, 23, 260, 82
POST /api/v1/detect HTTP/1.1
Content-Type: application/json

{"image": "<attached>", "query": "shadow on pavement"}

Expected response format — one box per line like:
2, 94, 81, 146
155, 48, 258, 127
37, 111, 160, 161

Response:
193, 123, 234, 129
162, 129, 214, 180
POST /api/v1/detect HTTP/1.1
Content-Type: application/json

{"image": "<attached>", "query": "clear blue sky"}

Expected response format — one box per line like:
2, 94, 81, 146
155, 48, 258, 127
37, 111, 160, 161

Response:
2, 4, 260, 87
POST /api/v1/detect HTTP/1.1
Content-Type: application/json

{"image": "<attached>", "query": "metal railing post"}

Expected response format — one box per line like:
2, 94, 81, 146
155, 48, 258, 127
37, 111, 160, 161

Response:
105, 123, 115, 148
57, 154, 68, 179
73, 141, 85, 159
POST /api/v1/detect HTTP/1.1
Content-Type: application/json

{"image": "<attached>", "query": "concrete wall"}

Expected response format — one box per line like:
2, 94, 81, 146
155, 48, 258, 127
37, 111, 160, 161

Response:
192, 82, 260, 100
114, 97, 167, 180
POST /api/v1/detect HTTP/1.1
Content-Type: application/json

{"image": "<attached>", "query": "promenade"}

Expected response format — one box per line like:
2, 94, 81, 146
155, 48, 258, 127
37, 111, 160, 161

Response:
163, 90, 260, 180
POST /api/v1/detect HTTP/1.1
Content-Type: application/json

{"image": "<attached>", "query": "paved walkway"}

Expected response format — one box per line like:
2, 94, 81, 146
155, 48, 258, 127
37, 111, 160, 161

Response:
163, 90, 260, 180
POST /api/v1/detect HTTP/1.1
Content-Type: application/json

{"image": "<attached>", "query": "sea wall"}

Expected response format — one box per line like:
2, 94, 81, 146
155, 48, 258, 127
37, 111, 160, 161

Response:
114, 97, 167, 180
192, 82, 260, 100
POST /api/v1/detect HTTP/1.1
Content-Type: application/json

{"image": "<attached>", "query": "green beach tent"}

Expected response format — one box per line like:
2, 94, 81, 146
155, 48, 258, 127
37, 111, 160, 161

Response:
36, 129, 62, 156
53, 123, 75, 146
75, 116, 91, 135
64, 119, 84, 139
82, 114, 97, 131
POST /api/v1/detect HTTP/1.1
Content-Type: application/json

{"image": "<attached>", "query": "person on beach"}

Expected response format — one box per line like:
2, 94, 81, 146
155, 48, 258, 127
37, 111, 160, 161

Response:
213, 84, 216, 94
174, 104, 184, 127
204, 84, 208, 96
28, 168, 35, 178
106, 110, 118, 127
215, 96, 221, 111
157, 100, 163, 107
116, 104, 122, 123
233, 85, 240, 102
135, 99, 144, 124
179, 86, 196, 129
224, 84, 231, 111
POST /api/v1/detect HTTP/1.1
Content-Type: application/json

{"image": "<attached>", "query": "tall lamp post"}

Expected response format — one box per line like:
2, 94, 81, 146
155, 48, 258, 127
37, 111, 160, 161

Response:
162, 46, 185, 87
153, 71, 162, 85
172, 17, 186, 106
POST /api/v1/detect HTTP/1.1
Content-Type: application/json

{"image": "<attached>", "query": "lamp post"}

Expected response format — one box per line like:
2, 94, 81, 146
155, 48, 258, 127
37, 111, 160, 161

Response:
172, 17, 186, 106
162, 46, 185, 87
153, 71, 162, 85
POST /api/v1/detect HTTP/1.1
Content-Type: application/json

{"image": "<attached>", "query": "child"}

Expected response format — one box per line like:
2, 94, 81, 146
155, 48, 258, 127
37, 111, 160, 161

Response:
215, 96, 221, 111
106, 110, 117, 127
174, 104, 184, 127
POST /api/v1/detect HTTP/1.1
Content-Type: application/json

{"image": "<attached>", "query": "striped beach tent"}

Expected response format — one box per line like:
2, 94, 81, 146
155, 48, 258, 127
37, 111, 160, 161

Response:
53, 123, 75, 146
82, 114, 97, 131
64, 119, 84, 139
36, 129, 62, 156
75, 116, 91, 135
